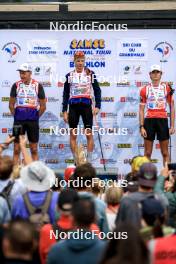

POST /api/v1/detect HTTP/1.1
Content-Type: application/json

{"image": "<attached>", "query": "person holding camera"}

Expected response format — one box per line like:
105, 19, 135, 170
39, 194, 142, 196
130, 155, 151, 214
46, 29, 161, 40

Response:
139, 64, 175, 165
9, 63, 46, 164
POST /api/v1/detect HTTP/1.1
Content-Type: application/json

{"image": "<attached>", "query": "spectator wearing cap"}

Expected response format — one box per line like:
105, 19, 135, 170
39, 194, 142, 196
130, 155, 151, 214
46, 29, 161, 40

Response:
62, 51, 101, 164
47, 198, 105, 264
9, 63, 46, 164
154, 164, 176, 228
140, 196, 174, 242
124, 155, 150, 193
39, 188, 79, 264
11, 161, 58, 224
116, 163, 168, 228
139, 64, 175, 165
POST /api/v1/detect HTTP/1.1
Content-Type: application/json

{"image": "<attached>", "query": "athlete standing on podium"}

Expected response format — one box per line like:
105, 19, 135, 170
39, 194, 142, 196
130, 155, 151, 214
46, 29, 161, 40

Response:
139, 64, 175, 164
62, 51, 101, 163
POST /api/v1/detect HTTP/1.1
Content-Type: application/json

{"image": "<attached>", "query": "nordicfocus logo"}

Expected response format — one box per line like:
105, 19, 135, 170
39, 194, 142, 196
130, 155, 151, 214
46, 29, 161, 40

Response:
40, 128, 51, 134
50, 126, 128, 136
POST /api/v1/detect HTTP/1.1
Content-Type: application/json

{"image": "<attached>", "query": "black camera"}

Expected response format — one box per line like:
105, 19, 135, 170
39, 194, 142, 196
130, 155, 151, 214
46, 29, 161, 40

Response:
12, 125, 23, 140
168, 163, 176, 171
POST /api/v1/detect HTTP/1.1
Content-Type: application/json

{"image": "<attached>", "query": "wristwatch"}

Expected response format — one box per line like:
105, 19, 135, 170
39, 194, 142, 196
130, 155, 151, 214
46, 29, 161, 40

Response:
139, 125, 144, 129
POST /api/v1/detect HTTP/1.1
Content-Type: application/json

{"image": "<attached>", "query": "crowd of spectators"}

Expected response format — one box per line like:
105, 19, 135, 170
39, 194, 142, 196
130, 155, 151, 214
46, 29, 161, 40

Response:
0, 135, 176, 264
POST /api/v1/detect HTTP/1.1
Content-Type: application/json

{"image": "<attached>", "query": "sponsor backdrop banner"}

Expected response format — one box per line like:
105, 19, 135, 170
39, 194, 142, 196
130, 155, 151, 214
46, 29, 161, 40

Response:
0, 29, 176, 173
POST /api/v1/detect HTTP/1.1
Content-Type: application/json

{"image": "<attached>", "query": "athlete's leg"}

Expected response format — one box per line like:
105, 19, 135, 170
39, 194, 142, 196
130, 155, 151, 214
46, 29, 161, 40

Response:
159, 140, 170, 165
70, 128, 78, 157
27, 121, 39, 161
144, 139, 153, 160
29, 142, 38, 161
13, 142, 21, 165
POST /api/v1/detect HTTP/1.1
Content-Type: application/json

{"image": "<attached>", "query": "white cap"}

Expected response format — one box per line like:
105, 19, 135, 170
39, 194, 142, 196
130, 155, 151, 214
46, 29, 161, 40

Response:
17, 63, 32, 72
150, 64, 162, 72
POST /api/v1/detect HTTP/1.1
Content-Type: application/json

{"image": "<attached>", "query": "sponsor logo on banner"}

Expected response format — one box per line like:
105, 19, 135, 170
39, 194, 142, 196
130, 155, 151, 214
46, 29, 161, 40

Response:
138, 143, 144, 148
135, 81, 149, 88
58, 143, 70, 149
101, 97, 114, 102
151, 159, 158, 163
27, 40, 59, 62
123, 65, 142, 75
118, 39, 147, 59
99, 82, 110, 87
34, 65, 53, 76
2, 112, 13, 118
45, 159, 59, 164
103, 143, 112, 150
2, 80, 11, 88
100, 112, 117, 118
2, 42, 21, 63
39, 144, 52, 149
120, 97, 139, 103
124, 159, 132, 164
65, 159, 74, 164
40, 128, 51, 134
100, 159, 116, 164
40, 81, 51, 87
57, 82, 64, 88
154, 41, 173, 62
116, 81, 130, 87
124, 112, 137, 118
46, 97, 59, 103
117, 144, 132, 148
1, 128, 12, 134
1, 97, 10, 102
64, 39, 111, 68
40, 111, 58, 122
155, 144, 161, 149
127, 128, 134, 135
34, 66, 41, 75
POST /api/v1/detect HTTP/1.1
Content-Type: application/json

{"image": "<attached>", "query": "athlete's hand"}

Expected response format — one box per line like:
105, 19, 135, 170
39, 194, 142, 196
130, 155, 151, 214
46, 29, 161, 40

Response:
63, 112, 68, 123
140, 127, 147, 138
92, 108, 100, 115
169, 127, 175, 135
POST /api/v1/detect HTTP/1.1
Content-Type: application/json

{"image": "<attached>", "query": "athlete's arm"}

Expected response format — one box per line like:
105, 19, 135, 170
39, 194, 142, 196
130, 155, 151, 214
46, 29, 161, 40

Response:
91, 72, 101, 110
9, 83, 17, 115
38, 83, 46, 117
170, 98, 175, 134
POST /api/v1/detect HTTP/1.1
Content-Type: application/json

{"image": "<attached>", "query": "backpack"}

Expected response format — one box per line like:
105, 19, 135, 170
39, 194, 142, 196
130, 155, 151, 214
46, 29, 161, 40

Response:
23, 191, 52, 230
0, 180, 15, 210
